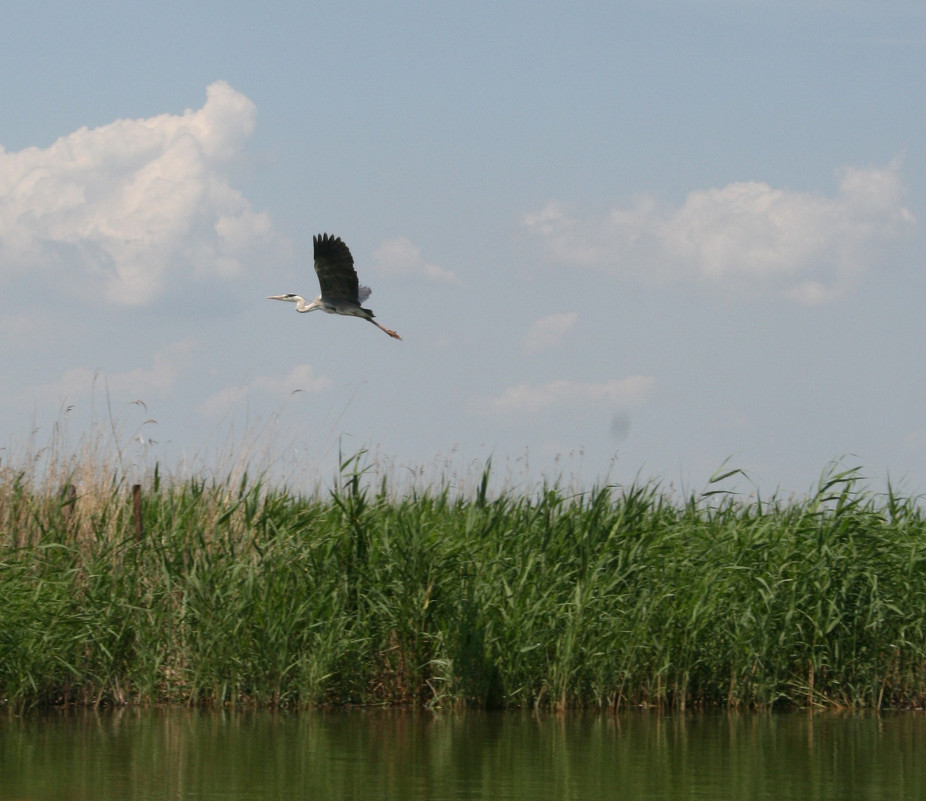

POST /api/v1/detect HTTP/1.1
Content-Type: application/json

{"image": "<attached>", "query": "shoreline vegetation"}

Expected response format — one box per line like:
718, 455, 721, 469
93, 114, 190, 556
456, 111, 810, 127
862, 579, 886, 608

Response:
2, 447, 926, 712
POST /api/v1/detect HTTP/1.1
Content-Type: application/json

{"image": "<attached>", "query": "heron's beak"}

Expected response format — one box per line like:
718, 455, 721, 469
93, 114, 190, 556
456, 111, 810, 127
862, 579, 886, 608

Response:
266, 295, 289, 301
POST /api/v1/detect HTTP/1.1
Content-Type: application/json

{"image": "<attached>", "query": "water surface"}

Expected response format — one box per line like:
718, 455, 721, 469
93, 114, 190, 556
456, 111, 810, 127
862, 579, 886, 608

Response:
1, 709, 923, 800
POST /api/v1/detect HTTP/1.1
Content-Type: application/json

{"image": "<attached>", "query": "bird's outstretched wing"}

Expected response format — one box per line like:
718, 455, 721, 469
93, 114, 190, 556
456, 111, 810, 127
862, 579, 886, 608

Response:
314, 233, 360, 304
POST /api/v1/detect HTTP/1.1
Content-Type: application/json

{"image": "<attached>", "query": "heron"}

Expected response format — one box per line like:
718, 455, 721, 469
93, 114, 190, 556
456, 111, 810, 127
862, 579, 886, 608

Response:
267, 233, 402, 340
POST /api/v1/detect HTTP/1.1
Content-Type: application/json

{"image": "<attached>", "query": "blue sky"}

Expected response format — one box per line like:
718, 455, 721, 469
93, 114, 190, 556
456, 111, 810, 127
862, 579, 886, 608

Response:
2, 1, 925, 497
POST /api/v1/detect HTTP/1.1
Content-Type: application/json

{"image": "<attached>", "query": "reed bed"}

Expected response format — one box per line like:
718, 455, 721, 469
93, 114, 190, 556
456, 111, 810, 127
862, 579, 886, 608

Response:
2, 450, 926, 711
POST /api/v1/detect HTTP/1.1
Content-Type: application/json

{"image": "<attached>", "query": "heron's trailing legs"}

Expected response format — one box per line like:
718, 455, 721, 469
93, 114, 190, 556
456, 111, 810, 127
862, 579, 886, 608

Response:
370, 320, 402, 340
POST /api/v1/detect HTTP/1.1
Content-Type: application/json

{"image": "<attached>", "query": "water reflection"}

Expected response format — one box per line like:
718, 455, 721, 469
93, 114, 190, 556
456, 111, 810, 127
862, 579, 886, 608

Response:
1, 709, 924, 800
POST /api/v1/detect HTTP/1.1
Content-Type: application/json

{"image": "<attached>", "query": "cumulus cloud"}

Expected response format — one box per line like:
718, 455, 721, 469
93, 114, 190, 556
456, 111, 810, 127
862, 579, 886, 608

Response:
522, 311, 578, 354
198, 364, 332, 419
373, 236, 460, 284
0, 81, 273, 305
0, 312, 37, 347
482, 375, 654, 416
523, 161, 915, 304
27, 340, 196, 403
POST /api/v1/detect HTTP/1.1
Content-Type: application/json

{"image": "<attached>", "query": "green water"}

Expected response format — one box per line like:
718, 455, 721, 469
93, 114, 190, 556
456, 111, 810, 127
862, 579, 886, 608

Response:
1, 710, 923, 800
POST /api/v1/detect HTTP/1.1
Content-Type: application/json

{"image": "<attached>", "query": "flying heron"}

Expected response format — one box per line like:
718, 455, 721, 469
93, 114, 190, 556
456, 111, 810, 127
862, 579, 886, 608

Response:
268, 233, 402, 340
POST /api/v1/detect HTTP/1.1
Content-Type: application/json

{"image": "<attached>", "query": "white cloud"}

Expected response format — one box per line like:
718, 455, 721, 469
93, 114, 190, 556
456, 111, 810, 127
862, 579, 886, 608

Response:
482, 376, 654, 416
27, 339, 196, 404
373, 236, 460, 284
198, 364, 332, 419
0, 81, 274, 305
0, 312, 39, 347
523, 161, 915, 304
253, 364, 332, 397
522, 311, 578, 354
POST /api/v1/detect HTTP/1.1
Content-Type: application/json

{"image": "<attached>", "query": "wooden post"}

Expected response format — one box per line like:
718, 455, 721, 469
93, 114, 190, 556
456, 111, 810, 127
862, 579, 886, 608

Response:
62, 482, 77, 532
132, 484, 143, 540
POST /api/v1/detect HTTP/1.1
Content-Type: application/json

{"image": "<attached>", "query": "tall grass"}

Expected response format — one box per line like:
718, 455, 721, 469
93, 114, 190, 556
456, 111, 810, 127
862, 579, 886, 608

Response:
2, 442, 926, 710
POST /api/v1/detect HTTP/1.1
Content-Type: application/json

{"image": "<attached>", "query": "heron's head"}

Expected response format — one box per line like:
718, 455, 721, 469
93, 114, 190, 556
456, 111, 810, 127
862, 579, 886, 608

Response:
266, 293, 300, 303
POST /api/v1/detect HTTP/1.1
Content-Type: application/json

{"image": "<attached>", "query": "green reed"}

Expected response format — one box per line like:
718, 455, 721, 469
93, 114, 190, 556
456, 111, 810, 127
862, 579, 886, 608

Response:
2, 453, 925, 710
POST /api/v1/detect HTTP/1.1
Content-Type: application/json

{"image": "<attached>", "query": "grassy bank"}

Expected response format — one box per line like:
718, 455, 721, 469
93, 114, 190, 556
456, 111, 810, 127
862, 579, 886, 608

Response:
2, 453, 926, 711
